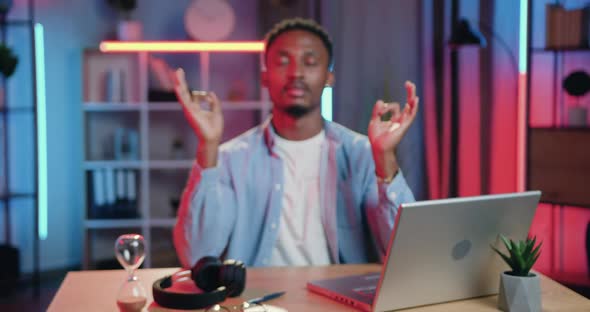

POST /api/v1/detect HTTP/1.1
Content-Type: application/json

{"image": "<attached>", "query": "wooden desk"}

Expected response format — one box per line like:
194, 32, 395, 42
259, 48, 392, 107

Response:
48, 264, 589, 311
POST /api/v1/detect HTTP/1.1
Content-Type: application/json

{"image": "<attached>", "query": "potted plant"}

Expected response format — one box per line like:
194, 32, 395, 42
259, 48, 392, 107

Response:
107, 0, 142, 41
491, 235, 543, 312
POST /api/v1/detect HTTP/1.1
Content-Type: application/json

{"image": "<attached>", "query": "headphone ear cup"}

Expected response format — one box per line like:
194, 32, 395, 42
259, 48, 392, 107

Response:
221, 259, 246, 297
192, 256, 222, 292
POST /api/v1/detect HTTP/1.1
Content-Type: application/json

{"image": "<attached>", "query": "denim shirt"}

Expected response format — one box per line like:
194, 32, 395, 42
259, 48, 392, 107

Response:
173, 118, 415, 268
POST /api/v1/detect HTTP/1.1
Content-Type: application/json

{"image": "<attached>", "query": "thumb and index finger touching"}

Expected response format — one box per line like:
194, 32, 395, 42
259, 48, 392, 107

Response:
173, 68, 222, 114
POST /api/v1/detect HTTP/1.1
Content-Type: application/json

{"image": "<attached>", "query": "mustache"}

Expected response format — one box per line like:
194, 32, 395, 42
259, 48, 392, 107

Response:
283, 80, 310, 92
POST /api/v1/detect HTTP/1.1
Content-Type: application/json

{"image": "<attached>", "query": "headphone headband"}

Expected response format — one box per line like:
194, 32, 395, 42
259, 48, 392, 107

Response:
152, 275, 228, 310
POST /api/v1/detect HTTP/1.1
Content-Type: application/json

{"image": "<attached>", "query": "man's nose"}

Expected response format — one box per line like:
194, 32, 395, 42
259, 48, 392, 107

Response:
287, 61, 303, 78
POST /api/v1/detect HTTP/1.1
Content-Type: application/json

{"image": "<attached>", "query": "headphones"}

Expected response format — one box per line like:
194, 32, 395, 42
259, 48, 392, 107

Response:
152, 256, 247, 310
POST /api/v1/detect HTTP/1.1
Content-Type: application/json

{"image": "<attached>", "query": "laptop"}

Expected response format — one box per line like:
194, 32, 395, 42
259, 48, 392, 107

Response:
307, 191, 541, 312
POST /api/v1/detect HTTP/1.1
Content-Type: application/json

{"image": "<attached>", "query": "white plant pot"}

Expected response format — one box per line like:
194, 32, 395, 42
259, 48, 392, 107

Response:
568, 107, 587, 127
117, 20, 143, 41
498, 272, 541, 312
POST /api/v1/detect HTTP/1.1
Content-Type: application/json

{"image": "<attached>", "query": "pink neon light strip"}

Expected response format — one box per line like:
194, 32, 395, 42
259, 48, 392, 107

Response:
100, 41, 265, 53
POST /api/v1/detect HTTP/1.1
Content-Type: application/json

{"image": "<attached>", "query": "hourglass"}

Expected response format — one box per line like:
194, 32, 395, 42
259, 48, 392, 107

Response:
115, 234, 147, 312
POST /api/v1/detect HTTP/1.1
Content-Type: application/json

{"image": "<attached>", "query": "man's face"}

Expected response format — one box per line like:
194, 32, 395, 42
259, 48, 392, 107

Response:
263, 30, 333, 117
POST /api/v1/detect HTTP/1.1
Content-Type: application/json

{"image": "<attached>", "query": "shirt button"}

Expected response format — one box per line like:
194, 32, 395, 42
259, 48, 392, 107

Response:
275, 184, 281, 191
271, 223, 277, 229
388, 192, 397, 200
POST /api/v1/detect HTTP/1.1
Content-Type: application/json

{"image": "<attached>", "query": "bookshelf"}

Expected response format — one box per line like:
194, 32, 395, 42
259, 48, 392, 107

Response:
525, 2, 590, 287
82, 44, 270, 269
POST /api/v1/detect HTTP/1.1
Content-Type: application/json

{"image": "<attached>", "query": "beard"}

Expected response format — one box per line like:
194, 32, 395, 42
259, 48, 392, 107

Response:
282, 104, 313, 118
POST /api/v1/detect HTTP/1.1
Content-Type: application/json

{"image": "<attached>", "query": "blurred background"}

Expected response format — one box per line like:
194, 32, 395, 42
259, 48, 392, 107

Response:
0, 0, 588, 310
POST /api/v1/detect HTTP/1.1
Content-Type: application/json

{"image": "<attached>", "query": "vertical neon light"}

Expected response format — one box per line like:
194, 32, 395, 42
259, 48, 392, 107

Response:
321, 87, 332, 121
516, 0, 528, 192
35, 23, 48, 240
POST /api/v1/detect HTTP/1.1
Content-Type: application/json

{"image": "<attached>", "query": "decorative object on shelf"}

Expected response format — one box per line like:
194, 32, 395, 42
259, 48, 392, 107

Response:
107, 0, 142, 41
104, 68, 125, 103
492, 235, 542, 312
114, 127, 139, 161
171, 137, 185, 160
170, 196, 180, 217
184, 0, 236, 41
563, 70, 590, 127
115, 234, 147, 312
0, 43, 18, 110
545, 4, 589, 49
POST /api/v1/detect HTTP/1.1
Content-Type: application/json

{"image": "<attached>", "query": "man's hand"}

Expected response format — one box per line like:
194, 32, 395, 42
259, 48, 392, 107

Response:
173, 68, 224, 168
368, 81, 419, 181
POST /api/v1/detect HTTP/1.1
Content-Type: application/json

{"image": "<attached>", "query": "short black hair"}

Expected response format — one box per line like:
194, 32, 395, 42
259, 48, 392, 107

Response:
264, 18, 334, 71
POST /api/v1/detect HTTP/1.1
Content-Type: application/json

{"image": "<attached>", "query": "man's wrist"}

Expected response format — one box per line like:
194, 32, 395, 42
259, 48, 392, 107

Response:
372, 148, 399, 182
197, 142, 219, 168
376, 167, 399, 184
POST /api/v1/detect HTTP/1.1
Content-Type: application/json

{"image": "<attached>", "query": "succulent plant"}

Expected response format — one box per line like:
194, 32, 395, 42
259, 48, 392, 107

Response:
491, 234, 542, 277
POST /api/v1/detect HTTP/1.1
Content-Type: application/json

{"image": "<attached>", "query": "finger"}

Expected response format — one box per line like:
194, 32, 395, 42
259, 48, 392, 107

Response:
191, 90, 208, 103
405, 80, 416, 104
400, 97, 420, 131
371, 100, 386, 119
174, 85, 196, 112
207, 91, 223, 114
174, 69, 192, 101
174, 68, 187, 87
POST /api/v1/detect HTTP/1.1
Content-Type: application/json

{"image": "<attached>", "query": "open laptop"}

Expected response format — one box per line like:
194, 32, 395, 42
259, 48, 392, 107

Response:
307, 191, 541, 312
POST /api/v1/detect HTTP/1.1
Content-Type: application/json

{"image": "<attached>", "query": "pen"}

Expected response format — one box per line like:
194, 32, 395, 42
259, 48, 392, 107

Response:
247, 291, 286, 304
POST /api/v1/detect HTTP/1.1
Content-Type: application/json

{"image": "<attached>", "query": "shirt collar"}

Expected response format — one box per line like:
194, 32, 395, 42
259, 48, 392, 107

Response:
261, 115, 342, 154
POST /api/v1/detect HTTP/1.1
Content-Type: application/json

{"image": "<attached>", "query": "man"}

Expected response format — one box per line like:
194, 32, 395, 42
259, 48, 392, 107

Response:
173, 18, 419, 268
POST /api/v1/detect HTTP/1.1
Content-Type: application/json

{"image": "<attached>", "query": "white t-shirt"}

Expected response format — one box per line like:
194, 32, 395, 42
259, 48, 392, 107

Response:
268, 130, 332, 266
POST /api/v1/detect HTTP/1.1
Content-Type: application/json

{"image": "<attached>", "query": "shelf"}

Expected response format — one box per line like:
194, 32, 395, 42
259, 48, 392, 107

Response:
84, 101, 270, 112
83, 218, 176, 229
83, 102, 143, 111
0, 106, 35, 114
83, 160, 143, 170
150, 218, 177, 227
531, 47, 590, 53
84, 219, 144, 229
529, 126, 590, 131
147, 101, 270, 111
0, 192, 37, 201
4, 19, 34, 26
148, 160, 194, 170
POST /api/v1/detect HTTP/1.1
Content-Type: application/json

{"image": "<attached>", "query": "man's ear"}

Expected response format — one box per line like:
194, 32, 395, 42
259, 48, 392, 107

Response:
325, 71, 335, 87
261, 70, 268, 88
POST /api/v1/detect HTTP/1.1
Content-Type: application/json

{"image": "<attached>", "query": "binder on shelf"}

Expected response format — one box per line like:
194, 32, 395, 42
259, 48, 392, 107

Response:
128, 130, 139, 160
126, 170, 139, 218
104, 168, 116, 218
104, 68, 125, 103
90, 169, 106, 219
114, 128, 139, 161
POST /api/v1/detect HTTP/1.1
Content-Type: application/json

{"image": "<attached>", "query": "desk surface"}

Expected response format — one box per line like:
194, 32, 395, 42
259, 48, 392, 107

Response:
48, 264, 589, 312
